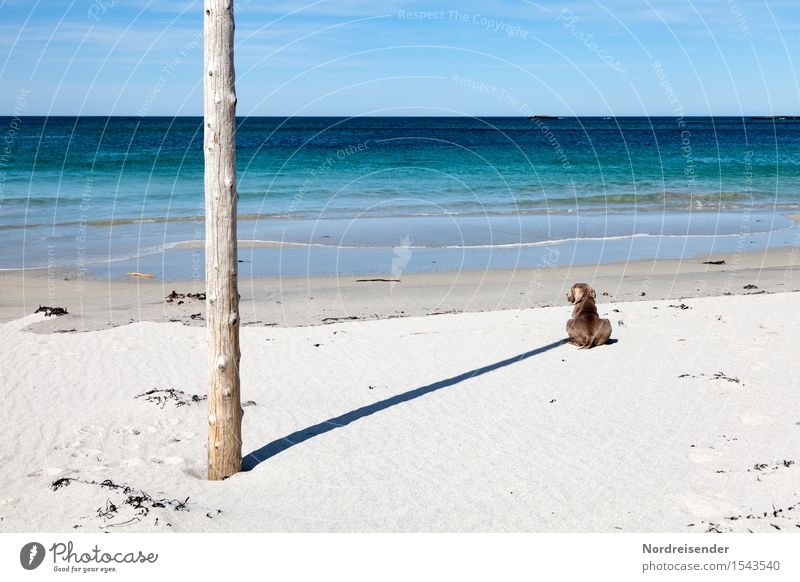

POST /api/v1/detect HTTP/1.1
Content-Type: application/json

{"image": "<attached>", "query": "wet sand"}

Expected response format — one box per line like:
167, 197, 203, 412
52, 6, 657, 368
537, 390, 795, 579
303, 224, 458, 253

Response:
1, 245, 798, 333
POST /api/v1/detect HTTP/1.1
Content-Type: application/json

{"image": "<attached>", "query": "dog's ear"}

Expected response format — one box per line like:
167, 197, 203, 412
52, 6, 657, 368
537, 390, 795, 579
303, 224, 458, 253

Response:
568, 283, 582, 303
590, 288, 596, 299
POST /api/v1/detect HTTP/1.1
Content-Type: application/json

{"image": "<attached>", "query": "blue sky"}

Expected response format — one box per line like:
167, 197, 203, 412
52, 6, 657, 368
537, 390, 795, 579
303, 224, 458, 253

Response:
1, 0, 798, 116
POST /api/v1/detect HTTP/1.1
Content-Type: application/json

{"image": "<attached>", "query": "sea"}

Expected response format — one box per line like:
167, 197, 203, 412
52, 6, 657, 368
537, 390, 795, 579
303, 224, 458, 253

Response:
1, 116, 799, 279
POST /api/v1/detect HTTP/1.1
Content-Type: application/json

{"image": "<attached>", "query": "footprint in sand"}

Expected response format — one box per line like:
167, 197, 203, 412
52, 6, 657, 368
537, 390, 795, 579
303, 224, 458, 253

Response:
748, 362, 771, 372
77, 426, 106, 437
168, 431, 197, 444
119, 458, 143, 467
680, 494, 738, 519
26, 467, 65, 477
149, 456, 185, 465
688, 448, 720, 464
181, 467, 202, 479
106, 458, 143, 468
116, 425, 158, 436
70, 449, 101, 459
739, 412, 770, 426
53, 440, 84, 451
147, 456, 186, 466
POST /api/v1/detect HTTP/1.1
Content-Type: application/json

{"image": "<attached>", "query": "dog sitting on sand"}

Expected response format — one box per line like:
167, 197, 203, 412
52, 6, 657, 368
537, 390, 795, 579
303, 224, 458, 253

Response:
566, 283, 612, 349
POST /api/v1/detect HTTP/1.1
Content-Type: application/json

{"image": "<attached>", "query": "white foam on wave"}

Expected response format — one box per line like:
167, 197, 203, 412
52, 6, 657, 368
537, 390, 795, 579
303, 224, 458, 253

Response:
164, 224, 797, 252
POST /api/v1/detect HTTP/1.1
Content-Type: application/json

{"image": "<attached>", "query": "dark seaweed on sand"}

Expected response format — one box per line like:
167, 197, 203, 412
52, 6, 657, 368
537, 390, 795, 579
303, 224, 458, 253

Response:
51, 477, 72, 491
35, 305, 68, 317
322, 315, 360, 323
696, 493, 800, 532
710, 371, 740, 384
677, 371, 742, 385
51, 477, 190, 521
134, 388, 207, 408
165, 290, 206, 303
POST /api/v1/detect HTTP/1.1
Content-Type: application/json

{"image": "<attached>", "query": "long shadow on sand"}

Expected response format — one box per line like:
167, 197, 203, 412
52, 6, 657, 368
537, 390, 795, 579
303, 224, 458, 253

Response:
242, 338, 568, 471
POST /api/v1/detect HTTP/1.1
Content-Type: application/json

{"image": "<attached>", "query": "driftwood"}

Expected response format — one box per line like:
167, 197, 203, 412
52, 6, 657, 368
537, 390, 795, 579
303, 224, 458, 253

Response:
204, 0, 242, 480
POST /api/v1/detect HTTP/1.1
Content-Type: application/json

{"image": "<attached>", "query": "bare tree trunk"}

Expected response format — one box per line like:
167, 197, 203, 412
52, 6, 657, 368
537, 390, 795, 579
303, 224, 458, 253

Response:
204, 0, 241, 480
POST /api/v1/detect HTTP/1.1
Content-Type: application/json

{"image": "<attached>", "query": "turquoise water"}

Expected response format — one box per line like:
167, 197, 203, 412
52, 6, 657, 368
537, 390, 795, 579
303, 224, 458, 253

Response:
1, 116, 799, 278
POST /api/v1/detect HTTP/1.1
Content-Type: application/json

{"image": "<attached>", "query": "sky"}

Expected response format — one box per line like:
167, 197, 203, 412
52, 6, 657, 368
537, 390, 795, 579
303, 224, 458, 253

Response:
0, 0, 798, 116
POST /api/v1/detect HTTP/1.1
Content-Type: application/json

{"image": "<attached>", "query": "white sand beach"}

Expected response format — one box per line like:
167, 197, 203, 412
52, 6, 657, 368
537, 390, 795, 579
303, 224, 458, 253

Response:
1, 279, 798, 532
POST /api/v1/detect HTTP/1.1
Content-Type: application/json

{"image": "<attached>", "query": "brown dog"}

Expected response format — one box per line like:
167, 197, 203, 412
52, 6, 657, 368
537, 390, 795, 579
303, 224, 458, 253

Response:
566, 283, 612, 349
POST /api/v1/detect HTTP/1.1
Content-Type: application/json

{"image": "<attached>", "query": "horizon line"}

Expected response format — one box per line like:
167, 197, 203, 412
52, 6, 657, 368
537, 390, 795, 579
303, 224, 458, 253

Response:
2, 114, 798, 118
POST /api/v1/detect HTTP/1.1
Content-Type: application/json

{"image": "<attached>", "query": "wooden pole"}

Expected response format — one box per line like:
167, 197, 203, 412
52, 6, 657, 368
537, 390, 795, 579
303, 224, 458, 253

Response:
204, 0, 242, 480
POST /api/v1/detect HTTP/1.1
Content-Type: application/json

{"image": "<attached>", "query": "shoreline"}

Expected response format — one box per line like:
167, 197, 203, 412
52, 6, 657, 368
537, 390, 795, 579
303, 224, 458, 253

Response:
3, 210, 799, 279
2, 244, 798, 333
4, 204, 799, 231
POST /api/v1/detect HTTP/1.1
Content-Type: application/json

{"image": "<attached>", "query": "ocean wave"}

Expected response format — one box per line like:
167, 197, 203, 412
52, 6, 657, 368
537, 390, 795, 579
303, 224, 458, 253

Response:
2, 197, 798, 230
84, 216, 205, 227
0, 213, 280, 230
511, 190, 771, 208
0, 195, 88, 206
438, 227, 797, 249
166, 225, 797, 252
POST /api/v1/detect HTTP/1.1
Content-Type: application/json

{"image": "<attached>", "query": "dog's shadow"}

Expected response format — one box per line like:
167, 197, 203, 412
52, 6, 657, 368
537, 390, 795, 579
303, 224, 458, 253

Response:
242, 337, 570, 471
